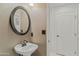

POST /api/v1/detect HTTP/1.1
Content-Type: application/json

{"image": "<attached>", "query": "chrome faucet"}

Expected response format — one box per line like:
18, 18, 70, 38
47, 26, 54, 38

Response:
21, 40, 28, 47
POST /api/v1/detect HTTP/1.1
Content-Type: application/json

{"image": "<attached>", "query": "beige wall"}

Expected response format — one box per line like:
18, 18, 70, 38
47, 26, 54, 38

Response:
30, 4, 47, 56
0, 3, 47, 56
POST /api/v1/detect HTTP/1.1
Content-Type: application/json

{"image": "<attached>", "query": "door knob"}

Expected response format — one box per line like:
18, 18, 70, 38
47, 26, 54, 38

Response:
57, 35, 59, 37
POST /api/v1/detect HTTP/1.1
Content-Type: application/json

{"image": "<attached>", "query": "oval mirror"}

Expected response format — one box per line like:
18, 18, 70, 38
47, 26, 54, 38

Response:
10, 6, 31, 35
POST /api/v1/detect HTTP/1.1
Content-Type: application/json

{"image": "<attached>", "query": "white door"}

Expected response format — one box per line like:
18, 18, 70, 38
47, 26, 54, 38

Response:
55, 7, 77, 56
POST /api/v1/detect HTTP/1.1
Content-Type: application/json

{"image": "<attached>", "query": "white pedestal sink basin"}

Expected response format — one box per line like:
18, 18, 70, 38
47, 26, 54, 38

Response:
14, 42, 38, 56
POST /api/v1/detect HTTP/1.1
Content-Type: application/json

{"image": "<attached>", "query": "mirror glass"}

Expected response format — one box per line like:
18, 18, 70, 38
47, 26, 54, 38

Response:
10, 6, 30, 35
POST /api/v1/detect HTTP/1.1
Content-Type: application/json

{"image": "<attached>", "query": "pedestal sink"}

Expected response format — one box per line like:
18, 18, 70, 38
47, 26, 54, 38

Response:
14, 42, 38, 56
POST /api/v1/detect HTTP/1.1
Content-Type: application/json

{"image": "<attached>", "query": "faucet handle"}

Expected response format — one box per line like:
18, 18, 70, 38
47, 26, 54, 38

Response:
23, 40, 28, 43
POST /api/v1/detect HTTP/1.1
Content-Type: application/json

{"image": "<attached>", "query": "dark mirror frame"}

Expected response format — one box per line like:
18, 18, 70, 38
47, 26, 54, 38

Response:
9, 6, 31, 35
